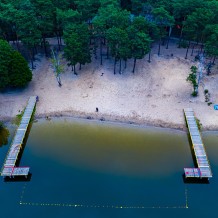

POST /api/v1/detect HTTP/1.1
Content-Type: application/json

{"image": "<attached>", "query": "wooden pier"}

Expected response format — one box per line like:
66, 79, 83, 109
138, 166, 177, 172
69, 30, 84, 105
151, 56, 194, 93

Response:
184, 108, 212, 179
1, 96, 38, 177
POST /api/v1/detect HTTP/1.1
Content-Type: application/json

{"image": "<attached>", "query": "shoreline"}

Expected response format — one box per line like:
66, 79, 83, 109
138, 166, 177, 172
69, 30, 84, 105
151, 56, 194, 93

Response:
1, 42, 218, 132
2, 110, 218, 132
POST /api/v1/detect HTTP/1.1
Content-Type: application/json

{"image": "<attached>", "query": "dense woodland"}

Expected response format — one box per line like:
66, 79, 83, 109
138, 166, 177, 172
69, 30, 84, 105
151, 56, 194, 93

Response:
0, 0, 218, 88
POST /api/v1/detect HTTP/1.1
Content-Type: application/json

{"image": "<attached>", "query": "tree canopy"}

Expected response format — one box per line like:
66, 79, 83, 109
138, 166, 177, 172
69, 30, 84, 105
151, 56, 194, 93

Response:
0, 0, 217, 77
0, 39, 32, 89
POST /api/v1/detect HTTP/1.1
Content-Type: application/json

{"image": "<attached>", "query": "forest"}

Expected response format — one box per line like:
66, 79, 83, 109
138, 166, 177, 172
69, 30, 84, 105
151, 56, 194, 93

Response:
0, 0, 218, 88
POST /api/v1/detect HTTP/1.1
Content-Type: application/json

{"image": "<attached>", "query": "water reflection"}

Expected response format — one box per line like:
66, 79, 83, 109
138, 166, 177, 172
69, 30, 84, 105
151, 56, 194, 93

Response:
1, 119, 218, 218
28, 118, 191, 178
4, 173, 32, 182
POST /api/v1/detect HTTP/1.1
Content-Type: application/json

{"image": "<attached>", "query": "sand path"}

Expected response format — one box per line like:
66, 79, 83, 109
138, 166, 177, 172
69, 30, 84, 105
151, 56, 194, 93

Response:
0, 40, 218, 130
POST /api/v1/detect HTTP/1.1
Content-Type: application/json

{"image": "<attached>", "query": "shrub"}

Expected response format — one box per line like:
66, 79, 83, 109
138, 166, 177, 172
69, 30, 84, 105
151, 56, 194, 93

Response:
195, 118, 202, 130
0, 39, 32, 90
192, 91, 198, 97
12, 110, 24, 125
187, 66, 198, 97
9, 51, 32, 87
204, 89, 209, 94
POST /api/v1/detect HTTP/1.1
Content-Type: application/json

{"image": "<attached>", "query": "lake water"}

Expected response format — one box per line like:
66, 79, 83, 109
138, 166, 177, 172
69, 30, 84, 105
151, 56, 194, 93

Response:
0, 118, 218, 218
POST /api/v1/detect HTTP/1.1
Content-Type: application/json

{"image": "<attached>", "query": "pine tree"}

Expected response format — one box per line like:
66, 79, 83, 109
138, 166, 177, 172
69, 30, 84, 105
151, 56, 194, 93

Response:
0, 39, 12, 89
64, 23, 91, 75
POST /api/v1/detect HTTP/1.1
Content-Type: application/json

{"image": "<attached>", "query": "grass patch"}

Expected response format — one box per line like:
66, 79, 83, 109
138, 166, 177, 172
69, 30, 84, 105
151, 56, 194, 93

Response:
12, 110, 25, 125
12, 105, 36, 126
31, 106, 36, 122
195, 118, 202, 131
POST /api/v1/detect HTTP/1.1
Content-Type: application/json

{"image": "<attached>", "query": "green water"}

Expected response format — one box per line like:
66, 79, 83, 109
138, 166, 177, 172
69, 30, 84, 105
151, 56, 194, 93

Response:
0, 118, 218, 218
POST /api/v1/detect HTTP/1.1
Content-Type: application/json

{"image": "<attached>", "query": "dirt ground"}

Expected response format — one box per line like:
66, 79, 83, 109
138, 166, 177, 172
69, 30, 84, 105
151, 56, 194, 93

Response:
0, 39, 218, 130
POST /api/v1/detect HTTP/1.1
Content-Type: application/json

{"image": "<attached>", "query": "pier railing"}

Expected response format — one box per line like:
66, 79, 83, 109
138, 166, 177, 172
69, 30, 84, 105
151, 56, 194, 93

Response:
1, 96, 38, 177
184, 108, 212, 179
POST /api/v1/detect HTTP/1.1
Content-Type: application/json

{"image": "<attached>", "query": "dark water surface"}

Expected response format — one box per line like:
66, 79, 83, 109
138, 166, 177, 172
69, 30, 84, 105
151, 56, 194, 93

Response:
0, 118, 218, 218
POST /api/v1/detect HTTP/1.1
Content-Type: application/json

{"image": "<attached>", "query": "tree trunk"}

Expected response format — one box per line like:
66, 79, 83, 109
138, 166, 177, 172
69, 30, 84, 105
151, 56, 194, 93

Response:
32, 45, 35, 56
5, 33, 9, 42
178, 17, 185, 48
79, 63, 82, 70
114, 58, 117, 75
56, 33, 60, 51
158, 38, 161, 56
191, 40, 198, 56
185, 41, 191, 59
59, 32, 62, 45
74, 64, 77, 75
42, 33, 48, 57
166, 36, 170, 49
191, 44, 195, 56
15, 32, 20, 51
57, 75, 62, 87
100, 38, 103, 65
178, 25, 184, 48
16, 40, 19, 51
148, 48, 151, 63
200, 44, 203, 54
198, 34, 204, 54
106, 46, 109, 59
194, 85, 198, 95
93, 37, 97, 59
166, 26, 172, 49
29, 49, 34, 70
207, 61, 212, 75
212, 56, 216, 65
34, 44, 37, 55
132, 58, 137, 73
162, 38, 165, 46
119, 59, 122, 74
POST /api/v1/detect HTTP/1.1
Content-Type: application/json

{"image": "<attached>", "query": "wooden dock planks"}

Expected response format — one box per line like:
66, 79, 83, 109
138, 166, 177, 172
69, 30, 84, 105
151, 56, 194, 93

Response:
1, 96, 38, 177
184, 108, 212, 179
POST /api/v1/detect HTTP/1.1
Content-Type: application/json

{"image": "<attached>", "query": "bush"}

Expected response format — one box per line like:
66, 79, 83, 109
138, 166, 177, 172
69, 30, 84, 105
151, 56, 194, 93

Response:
12, 110, 24, 125
9, 51, 32, 87
204, 89, 209, 94
192, 91, 198, 97
0, 39, 32, 90
187, 66, 198, 97
195, 118, 202, 130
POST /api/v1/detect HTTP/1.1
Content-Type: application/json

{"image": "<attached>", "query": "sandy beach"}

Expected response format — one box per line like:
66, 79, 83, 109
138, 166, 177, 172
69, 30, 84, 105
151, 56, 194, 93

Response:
0, 39, 218, 130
